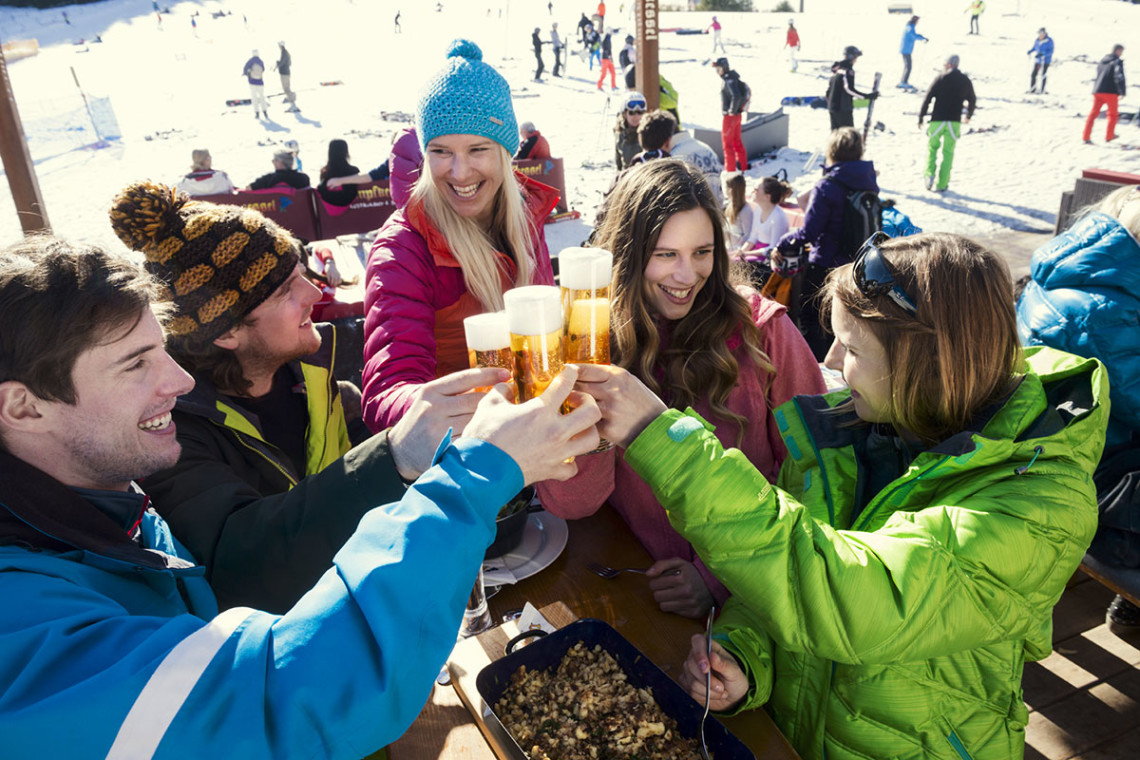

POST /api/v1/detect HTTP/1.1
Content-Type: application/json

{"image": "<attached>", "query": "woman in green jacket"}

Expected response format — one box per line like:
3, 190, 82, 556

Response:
576, 232, 1108, 760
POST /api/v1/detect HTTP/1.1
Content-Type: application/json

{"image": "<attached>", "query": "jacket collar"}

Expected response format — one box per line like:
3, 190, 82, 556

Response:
0, 449, 174, 569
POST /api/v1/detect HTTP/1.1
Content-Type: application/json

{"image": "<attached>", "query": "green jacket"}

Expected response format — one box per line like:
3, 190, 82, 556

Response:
625, 347, 1107, 760
143, 323, 407, 614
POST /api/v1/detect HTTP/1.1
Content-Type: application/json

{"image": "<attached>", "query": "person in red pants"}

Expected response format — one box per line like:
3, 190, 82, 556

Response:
1083, 44, 1126, 145
597, 31, 617, 90
713, 58, 750, 171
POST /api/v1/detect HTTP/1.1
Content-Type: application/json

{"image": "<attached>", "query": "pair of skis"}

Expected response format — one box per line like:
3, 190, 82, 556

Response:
863, 72, 882, 145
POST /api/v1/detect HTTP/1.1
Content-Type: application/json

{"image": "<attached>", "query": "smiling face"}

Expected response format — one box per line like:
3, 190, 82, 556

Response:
824, 295, 893, 424
37, 308, 195, 491
426, 134, 506, 229
642, 207, 715, 321
217, 263, 322, 383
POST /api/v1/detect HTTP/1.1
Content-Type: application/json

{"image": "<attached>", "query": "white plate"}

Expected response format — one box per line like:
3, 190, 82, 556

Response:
484, 512, 568, 583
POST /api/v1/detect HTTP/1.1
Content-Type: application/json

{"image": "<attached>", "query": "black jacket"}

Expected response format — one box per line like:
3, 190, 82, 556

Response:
919, 68, 977, 124
720, 69, 749, 115
141, 324, 406, 613
249, 168, 310, 190
1094, 53, 1126, 95
826, 60, 868, 113
532, 31, 544, 54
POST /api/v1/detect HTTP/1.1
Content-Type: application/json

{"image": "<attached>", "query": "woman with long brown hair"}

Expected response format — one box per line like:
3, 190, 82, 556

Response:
539, 159, 825, 618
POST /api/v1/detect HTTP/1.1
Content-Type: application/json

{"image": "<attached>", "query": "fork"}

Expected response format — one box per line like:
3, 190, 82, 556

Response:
586, 561, 648, 579
699, 605, 716, 760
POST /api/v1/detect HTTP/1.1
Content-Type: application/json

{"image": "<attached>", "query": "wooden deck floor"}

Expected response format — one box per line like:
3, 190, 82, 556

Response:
1024, 574, 1140, 759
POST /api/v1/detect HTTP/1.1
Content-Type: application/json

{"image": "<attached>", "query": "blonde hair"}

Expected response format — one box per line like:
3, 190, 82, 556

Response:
822, 232, 1024, 444
190, 149, 211, 171
1093, 185, 1140, 238
593, 160, 774, 444
410, 146, 536, 311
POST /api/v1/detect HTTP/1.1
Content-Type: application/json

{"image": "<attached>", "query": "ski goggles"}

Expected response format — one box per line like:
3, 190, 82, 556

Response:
624, 97, 647, 113
851, 232, 919, 316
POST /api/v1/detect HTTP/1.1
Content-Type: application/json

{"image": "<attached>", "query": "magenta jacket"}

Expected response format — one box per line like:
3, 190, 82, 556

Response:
537, 292, 827, 604
362, 129, 560, 433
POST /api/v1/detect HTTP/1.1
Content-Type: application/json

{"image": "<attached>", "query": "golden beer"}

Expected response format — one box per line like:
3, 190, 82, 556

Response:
463, 312, 513, 393
504, 286, 565, 403
558, 247, 613, 366
510, 329, 565, 402
564, 294, 611, 364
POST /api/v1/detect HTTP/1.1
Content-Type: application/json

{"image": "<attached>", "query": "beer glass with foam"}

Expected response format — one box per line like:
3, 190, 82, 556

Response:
463, 312, 513, 393
503, 285, 565, 403
558, 247, 613, 366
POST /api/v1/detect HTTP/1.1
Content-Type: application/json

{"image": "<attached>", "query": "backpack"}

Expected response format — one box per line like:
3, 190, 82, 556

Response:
838, 185, 883, 261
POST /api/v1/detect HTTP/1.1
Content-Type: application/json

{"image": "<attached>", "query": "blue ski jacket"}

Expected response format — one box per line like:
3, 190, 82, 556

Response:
0, 435, 522, 759
1028, 35, 1054, 64
1018, 211, 1140, 449
899, 23, 927, 56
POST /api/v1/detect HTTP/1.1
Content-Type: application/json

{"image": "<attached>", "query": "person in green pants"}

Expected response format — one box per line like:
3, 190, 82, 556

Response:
918, 54, 976, 192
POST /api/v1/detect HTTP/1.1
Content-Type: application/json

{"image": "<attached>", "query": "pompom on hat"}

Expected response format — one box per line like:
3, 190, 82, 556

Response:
416, 39, 519, 156
109, 181, 300, 343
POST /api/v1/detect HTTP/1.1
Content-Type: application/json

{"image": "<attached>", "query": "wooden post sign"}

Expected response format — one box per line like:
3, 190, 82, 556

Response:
635, 0, 660, 111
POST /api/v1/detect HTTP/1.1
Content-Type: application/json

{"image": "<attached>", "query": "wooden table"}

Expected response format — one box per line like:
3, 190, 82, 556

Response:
390, 505, 801, 759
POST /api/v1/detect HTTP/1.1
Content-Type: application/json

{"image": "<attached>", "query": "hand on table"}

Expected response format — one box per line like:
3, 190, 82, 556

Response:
572, 364, 667, 448
680, 636, 750, 713
388, 367, 509, 481
647, 557, 715, 618
462, 365, 601, 484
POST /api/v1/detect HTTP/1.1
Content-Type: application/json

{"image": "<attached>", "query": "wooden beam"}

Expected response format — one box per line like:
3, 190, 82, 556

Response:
635, 0, 659, 111
0, 44, 50, 235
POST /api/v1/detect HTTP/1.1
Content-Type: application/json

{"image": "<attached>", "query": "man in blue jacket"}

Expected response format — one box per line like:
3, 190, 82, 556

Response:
0, 236, 600, 759
1027, 27, 1054, 94
898, 15, 928, 89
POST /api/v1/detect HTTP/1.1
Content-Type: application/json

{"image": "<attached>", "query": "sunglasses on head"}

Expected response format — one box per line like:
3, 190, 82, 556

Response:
851, 231, 919, 316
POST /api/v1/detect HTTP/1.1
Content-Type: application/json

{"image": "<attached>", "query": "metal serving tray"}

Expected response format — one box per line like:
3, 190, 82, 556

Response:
476, 618, 755, 759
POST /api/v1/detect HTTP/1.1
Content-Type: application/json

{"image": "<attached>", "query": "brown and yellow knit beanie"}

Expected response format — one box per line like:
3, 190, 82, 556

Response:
109, 181, 300, 343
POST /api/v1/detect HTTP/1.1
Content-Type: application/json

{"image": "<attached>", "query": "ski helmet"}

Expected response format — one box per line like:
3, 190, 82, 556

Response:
843, 45, 862, 59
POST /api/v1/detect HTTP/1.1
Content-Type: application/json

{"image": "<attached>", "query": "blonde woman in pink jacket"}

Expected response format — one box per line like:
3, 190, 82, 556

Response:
539, 160, 826, 618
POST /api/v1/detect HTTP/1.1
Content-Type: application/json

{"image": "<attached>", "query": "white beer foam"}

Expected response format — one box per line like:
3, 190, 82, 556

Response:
463, 312, 510, 351
504, 285, 563, 336
559, 247, 613, 290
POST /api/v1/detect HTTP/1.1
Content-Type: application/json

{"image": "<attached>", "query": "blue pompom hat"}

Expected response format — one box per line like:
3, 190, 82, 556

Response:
416, 39, 519, 156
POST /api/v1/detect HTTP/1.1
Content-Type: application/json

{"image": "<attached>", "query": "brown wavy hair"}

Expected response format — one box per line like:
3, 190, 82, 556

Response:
592, 159, 774, 443
822, 232, 1024, 444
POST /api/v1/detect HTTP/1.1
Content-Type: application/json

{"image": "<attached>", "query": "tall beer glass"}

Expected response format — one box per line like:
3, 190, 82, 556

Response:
558, 247, 613, 366
503, 286, 564, 403
463, 312, 513, 393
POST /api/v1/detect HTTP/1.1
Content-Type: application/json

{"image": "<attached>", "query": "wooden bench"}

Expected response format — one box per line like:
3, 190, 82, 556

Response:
1081, 554, 1140, 607
1055, 168, 1140, 234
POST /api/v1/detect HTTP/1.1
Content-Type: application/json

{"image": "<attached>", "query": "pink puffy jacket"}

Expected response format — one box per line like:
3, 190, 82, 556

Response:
362, 129, 560, 433
537, 292, 827, 605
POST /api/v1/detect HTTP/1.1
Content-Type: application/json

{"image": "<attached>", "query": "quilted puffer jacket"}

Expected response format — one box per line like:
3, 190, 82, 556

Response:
362, 129, 559, 433
625, 346, 1107, 760
1018, 211, 1140, 450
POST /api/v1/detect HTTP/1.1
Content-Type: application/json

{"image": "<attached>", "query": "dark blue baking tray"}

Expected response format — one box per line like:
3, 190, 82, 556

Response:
476, 618, 755, 759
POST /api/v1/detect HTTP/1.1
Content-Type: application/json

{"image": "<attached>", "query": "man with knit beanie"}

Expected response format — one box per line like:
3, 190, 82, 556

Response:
108, 182, 507, 614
